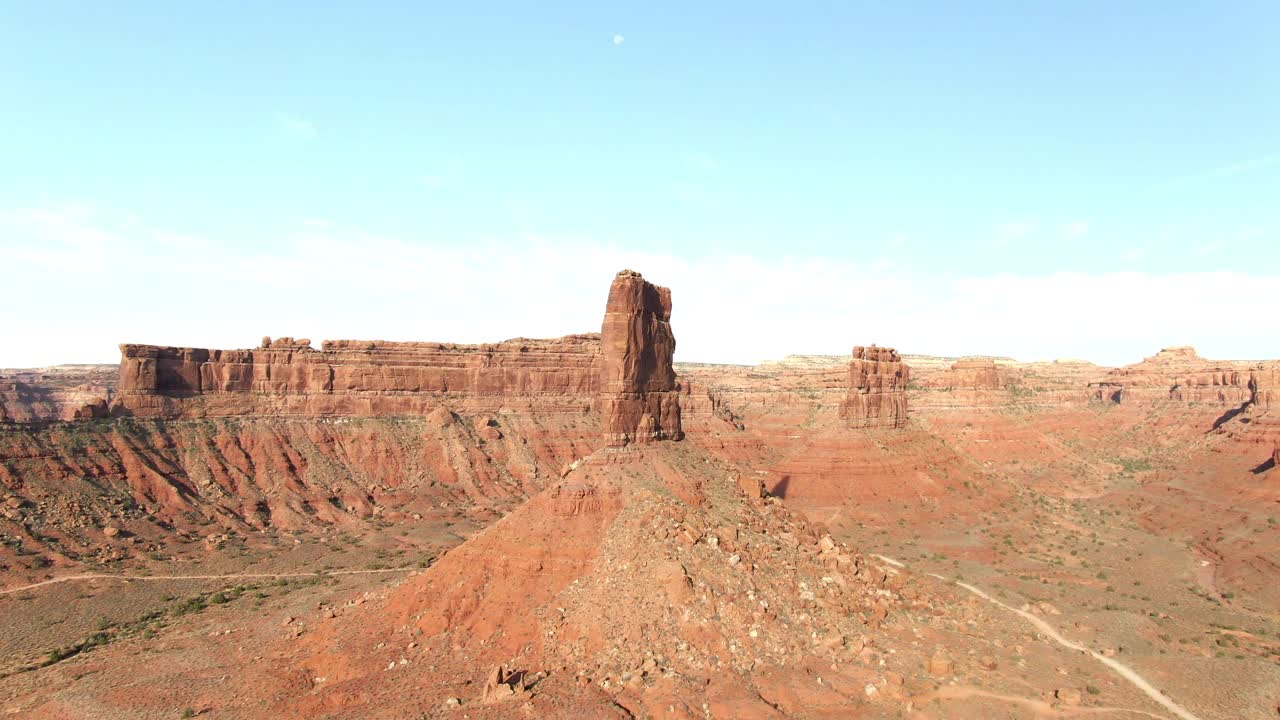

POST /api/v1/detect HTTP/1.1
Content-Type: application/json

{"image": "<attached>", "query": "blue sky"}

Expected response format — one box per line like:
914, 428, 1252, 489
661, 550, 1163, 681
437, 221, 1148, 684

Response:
2, 2, 1277, 367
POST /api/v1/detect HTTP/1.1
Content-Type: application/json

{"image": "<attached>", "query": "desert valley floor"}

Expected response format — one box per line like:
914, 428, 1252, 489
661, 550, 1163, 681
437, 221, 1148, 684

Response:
0, 271, 1277, 719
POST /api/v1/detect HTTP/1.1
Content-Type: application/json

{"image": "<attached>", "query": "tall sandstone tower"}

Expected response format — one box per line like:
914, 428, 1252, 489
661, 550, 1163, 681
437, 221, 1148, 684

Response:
841, 345, 910, 428
599, 270, 683, 446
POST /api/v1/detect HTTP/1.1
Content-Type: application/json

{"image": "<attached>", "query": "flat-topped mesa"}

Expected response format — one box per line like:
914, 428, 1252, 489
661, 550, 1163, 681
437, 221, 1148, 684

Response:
944, 358, 1007, 391
599, 269, 683, 446
841, 345, 909, 428
1101, 346, 1260, 406
114, 335, 604, 418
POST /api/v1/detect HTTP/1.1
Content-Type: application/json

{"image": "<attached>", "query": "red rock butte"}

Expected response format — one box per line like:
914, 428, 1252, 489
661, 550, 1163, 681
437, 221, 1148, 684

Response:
599, 269, 683, 446
841, 345, 909, 428
943, 358, 1006, 391
110, 269, 692, 448
114, 335, 605, 419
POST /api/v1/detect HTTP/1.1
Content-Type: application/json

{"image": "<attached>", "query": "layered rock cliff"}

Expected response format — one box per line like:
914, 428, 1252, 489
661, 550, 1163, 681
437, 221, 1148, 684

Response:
1249, 364, 1279, 410
599, 270, 683, 446
941, 359, 1007, 390
841, 345, 909, 429
114, 335, 603, 418
1102, 346, 1257, 405
0, 366, 115, 422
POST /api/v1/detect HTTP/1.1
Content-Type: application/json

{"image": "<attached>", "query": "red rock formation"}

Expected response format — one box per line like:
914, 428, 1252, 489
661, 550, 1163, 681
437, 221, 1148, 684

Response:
1090, 382, 1125, 404
943, 359, 1006, 390
0, 366, 115, 422
114, 335, 603, 418
1249, 363, 1279, 410
1104, 347, 1255, 405
909, 354, 1106, 411
599, 270, 682, 446
841, 345, 909, 429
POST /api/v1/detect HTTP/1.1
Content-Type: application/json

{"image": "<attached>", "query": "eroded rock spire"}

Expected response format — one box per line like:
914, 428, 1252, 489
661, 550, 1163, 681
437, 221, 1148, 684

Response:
599, 269, 683, 446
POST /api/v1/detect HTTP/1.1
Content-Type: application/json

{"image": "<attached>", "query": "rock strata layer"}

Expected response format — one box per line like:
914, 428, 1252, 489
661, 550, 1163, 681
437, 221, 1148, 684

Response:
943, 359, 1006, 390
0, 366, 115, 422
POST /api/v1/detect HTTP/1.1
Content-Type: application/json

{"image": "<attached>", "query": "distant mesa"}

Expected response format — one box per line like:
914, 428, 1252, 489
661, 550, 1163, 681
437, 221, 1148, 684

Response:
107, 269, 691, 449
944, 358, 1007, 391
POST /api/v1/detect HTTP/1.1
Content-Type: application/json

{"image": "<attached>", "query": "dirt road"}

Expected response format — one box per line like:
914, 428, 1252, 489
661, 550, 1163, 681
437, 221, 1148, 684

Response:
871, 554, 1203, 720
0, 567, 416, 597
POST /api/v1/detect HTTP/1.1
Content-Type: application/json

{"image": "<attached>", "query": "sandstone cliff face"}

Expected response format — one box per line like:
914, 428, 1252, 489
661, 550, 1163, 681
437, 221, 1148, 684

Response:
942, 359, 1006, 390
841, 345, 909, 429
908, 355, 1106, 411
0, 366, 115, 422
599, 270, 682, 446
1104, 347, 1256, 405
1249, 363, 1279, 410
114, 335, 603, 418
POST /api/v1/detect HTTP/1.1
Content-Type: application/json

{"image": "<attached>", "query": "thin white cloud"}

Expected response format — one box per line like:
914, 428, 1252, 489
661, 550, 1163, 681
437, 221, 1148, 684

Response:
1191, 238, 1225, 257
1190, 225, 1269, 258
672, 183, 715, 209
994, 220, 1034, 246
0, 206, 117, 273
2, 206, 1277, 368
1064, 220, 1090, 238
612, 34, 625, 46
684, 151, 718, 171
1152, 150, 1280, 190
275, 112, 318, 139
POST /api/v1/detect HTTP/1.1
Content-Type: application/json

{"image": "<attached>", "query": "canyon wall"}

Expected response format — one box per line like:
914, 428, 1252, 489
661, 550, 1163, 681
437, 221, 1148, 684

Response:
1101, 346, 1256, 405
841, 345, 909, 429
0, 366, 114, 422
599, 270, 683, 446
1248, 364, 1279, 410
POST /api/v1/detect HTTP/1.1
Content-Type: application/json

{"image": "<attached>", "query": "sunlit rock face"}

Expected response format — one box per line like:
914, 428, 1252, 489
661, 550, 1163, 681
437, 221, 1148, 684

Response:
599, 270, 682, 447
